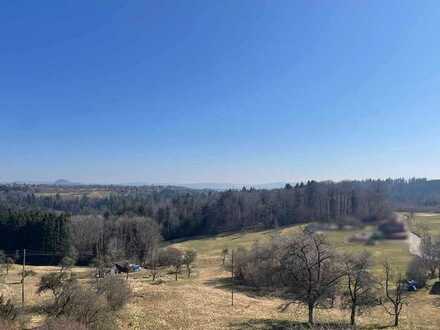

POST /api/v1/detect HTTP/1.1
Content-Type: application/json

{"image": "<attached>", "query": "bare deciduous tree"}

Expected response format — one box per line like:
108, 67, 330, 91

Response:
381, 262, 407, 327
221, 248, 229, 265
280, 230, 345, 324
150, 250, 160, 281
183, 249, 197, 278
342, 252, 379, 326
159, 247, 184, 281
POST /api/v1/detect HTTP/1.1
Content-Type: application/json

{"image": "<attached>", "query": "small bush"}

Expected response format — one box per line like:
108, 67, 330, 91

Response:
370, 231, 385, 241
19, 270, 36, 279
38, 272, 70, 299
97, 276, 131, 311
158, 247, 184, 267
59, 256, 76, 272
0, 295, 17, 321
60, 285, 116, 330
159, 248, 184, 280
40, 275, 118, 330
406, 256, 429, 288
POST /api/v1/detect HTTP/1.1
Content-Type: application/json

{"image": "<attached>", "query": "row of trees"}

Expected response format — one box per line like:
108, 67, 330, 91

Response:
0, 209, 200, 275
0, 210, 162, 266
406, 231, 440, 287
0, 180, 395, 240
385, 178, 440, 211
71, 215, 161, 266
0, 210, 71, 264
230, 230, 407, 326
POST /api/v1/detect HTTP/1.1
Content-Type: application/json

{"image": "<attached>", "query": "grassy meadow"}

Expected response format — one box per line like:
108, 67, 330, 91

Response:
406, 212, 440, 236
173, 224, 412, 274
2, 214, 440, 329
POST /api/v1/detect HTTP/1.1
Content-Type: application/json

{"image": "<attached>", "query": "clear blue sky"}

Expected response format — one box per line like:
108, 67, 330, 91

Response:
1, 1, 439, 184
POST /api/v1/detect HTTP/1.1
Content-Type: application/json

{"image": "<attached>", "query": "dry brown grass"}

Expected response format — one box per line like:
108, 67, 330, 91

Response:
117, 253, 440, 330
3, 223, 440, 329
1, 265, 92, 328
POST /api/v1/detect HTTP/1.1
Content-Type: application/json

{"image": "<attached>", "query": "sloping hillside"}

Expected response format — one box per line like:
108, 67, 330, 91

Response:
4, 221, 439, 329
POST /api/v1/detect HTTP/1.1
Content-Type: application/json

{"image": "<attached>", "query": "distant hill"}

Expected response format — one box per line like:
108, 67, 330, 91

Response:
53, 179, 82, 186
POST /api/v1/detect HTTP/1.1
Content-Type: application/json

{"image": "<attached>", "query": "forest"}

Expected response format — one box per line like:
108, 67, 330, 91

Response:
0, 178, 439, 265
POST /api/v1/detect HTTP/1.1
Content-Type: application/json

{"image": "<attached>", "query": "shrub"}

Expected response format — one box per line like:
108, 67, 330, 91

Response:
63, 288, 109, 328
183, 249, 197, 278
19, 270, 36, 279
39, 273, 118, 330
370, 231, 385, 241
56, 284, 116, 330
158, 247, 184, 267
59, 256, 76, 272
406, 256, 429, 288
97, 276, 131, 311
38, 272, 70, 300
0, 295, 17, 321
159, 247, 184, 280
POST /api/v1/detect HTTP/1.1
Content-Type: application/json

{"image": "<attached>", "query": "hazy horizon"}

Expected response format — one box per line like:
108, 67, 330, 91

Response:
2, 176, 438, 187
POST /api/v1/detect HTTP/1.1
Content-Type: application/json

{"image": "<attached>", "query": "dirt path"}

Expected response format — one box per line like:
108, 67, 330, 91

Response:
397, 213, 422, 257
407, 231, 422, 257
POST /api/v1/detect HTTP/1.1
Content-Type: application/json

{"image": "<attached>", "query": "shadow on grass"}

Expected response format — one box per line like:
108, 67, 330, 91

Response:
429, 281, 440, 295
165, 231, 252, 245
203, 276, 285, 300
23, 303, 46, 314
229, 319, 394, 330
229, 319, 353, 330
165, 223, 301, 246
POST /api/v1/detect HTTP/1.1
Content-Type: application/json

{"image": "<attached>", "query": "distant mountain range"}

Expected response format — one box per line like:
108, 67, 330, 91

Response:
3, 180, 289, 191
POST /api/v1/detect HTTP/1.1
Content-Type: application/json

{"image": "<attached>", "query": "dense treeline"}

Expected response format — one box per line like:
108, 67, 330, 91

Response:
1, 178, 438, 262
0, 210, 71, 264
383, 178, 440, 211
0, 210, 161, 265
71, 215, 160, 265
0, 180, 395, 240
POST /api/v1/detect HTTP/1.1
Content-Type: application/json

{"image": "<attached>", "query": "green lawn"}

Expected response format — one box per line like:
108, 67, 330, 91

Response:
324, 229, 411, 273
172, 225, 303, 257
174, 223, 412, 274
407, 212, 440, 236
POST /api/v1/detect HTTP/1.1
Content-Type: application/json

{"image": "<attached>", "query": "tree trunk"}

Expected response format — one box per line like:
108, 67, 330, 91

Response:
187, 265, 191, 278
308, 303, 314, 324
350, 304, 356, 326
175, 271, 178, 281
394, 313, 399, 327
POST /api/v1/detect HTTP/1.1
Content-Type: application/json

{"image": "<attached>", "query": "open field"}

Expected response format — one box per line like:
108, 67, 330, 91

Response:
406, 212, 440, 236
34, 189, 112, 199
173, 224, 412, 274
2, 218, 439, 329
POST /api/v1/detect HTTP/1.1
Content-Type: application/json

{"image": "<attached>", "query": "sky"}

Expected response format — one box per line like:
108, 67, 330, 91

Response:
1, 1, 440, 184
